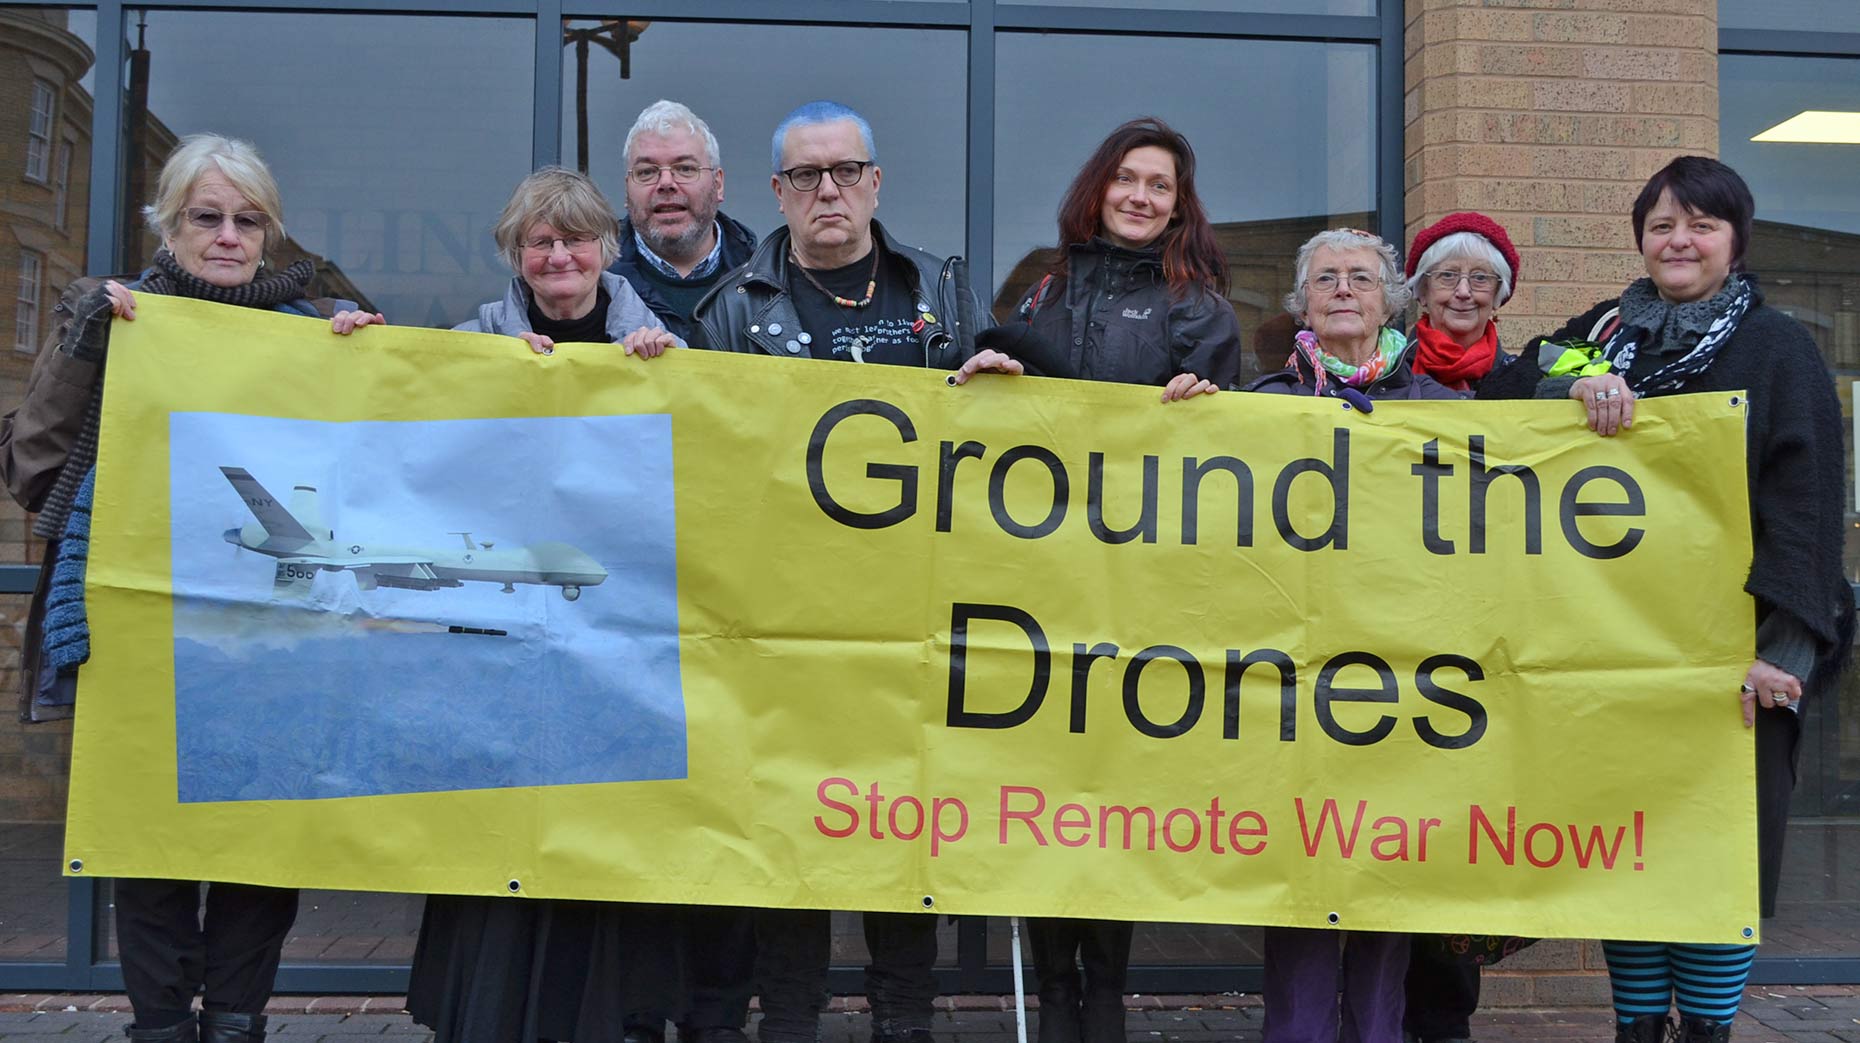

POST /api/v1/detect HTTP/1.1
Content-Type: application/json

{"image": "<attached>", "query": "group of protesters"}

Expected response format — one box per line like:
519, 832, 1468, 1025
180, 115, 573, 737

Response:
0, 93, 1850, 1043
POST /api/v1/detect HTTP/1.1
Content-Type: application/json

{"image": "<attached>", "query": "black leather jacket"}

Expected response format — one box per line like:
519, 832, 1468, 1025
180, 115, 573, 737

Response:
1015, 238, 1241, 388
691, 220, 989, 367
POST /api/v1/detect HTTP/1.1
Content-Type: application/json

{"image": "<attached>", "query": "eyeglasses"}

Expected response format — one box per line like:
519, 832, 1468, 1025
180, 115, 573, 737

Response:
1308, 271, 1380, 294
1424, 269, 1498, 292
183, 207, 270, 235
778, 160, 873, 192
629, 163, 715, 186
521, 234, 602, 253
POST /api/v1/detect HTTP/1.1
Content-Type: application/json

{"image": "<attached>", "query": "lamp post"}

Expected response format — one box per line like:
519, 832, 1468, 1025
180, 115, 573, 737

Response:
565, 19, 650, 173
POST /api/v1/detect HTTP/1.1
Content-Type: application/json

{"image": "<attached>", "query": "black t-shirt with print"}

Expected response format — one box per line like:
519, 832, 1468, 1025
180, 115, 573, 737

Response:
788, 245, 923, 367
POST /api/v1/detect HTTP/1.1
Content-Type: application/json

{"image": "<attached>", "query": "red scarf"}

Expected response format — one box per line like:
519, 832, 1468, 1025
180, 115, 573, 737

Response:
1412, 314, 1498, 391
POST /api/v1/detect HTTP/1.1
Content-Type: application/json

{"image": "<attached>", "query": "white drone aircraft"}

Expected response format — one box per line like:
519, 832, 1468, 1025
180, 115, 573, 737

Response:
218, 466, 609, 601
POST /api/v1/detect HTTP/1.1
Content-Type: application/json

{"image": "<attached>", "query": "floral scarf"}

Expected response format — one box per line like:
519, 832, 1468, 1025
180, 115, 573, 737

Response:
1292, 326, 1409, 393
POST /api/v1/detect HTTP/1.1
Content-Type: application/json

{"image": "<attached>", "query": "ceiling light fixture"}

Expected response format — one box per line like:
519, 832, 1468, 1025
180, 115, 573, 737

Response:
1751, 110, 1860, 144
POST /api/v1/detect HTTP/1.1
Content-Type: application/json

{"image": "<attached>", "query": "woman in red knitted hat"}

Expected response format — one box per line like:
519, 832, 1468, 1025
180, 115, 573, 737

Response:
1403, 212, 1521, 393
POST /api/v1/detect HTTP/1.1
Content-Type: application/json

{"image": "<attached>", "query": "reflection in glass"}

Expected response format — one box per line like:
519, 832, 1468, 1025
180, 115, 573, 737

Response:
0, 8, 95, 964
994, 33, 1375, 386
119, 9, 535, 327
561, 20, 967, 263
1721, 52, 1860, 955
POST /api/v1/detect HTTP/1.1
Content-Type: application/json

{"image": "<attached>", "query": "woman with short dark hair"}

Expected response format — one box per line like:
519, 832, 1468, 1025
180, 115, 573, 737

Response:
1480, 155, 1852, 1043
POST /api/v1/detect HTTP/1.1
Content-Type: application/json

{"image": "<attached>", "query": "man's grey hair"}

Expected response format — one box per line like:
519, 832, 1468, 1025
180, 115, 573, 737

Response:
1284, 228, 1412, 321
1403, 231, 1514, 305
624, 99, 721, 168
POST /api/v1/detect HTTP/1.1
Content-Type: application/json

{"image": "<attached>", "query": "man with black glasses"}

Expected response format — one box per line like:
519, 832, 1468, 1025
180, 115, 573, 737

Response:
693, 100, 1015, 1043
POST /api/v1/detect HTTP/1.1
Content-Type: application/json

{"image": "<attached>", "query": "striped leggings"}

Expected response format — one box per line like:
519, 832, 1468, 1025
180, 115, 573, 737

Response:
1603, 941, 1755, 1023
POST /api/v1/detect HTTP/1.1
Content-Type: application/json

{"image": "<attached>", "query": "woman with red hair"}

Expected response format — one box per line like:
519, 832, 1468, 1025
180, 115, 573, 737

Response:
975, 117, 1240, 1043
960, 116, 1240, 400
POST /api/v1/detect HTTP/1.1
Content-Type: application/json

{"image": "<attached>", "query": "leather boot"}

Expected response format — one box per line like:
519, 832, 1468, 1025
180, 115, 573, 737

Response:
1613, 1015, 1670, 1043
198, 1012, 267, 1043
125, 1014, 198, 1043
1677, 1016, 1731, 1042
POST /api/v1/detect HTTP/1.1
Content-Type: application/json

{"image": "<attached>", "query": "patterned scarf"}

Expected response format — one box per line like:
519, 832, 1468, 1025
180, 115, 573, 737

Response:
32, 250, 314, 539
1291, 326, 1409, 393
1601, 275, 1752, 396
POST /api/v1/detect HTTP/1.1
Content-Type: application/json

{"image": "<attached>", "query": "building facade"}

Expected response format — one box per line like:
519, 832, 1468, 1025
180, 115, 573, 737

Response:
0, 0, 1855, 999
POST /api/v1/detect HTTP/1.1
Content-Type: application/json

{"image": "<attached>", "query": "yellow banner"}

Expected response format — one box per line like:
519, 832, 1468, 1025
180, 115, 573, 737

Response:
66, 294, 1760, 943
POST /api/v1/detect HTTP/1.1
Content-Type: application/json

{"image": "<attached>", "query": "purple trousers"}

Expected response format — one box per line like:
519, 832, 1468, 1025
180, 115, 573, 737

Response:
1261, 927, 1409, 1043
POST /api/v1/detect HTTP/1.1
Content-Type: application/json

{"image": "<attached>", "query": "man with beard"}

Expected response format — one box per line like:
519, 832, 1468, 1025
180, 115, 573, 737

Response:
609, 99, 758, 344
607, 101, 761, 1043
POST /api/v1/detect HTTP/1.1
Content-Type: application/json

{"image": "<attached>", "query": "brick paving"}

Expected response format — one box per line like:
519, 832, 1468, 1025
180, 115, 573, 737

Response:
2, 989, 1860, 1042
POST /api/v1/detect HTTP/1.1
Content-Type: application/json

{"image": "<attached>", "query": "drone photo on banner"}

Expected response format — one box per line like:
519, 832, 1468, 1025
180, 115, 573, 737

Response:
165, 411, 686, 802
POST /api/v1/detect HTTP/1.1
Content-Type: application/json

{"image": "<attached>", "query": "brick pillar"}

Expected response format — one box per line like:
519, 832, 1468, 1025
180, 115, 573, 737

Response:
1403, 0, 1720, 346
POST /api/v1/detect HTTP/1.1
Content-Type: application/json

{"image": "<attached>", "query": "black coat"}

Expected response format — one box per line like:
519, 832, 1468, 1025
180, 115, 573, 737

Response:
1013, 239, 1241, 388
1479, 286, 1854, 916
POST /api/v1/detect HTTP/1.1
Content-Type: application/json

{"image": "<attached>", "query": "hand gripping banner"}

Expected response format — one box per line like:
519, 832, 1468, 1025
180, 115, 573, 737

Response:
65, 294, 1761, 943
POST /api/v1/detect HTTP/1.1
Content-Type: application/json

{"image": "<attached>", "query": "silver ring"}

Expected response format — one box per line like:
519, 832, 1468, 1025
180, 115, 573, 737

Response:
1773, 692, 1792, 707
1601, 388, 1619, 400
1740, 683, 1757, 695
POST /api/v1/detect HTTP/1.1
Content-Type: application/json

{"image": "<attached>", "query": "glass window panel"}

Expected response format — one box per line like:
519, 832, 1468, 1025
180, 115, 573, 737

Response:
1005, 0, 1371, 13
0, 6, 95, 963
1720, 0, 1860, 34
1721, 52, 1860, 956
25, 79, 55, 183
562, 20, 967, 264
994, 33, 1376, 386
117, 10, 535, 328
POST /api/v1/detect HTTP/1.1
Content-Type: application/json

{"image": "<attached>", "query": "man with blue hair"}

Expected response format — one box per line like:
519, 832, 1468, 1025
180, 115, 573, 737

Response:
694, 100, 1017, 1043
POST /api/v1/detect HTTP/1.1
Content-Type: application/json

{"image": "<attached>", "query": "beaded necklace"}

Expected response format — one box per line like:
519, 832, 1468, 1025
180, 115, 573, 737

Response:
792, 247, 879, 308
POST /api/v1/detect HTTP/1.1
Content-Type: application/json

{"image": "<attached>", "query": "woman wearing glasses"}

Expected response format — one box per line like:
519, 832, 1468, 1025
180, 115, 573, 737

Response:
1402, 213, 1522, 395
1245, 228, 1458, 407
0, 133, 376, 1043
408, 166, 676, 1043
455, 166, 678, 357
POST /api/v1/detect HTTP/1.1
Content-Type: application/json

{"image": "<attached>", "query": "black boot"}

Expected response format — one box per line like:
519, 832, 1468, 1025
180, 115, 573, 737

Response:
198, 1012, 267, 1043
1677, 1016, 1731, 1042
125, 1014, 197, 1043
1613, 1015, 1669, 1043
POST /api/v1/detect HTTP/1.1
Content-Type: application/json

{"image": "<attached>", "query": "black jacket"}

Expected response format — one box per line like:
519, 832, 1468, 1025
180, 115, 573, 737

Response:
691, 220, 988, 367
1014, 239, 1241, 388
607, 211, 758, 344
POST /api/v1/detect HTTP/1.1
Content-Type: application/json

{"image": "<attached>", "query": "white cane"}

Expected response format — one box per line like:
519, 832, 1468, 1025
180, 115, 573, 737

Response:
1010, 915, 1029, 1043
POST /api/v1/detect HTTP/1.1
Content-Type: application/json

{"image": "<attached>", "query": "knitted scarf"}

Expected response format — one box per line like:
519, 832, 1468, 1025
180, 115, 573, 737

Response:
1291, 326, 1408, 394
32, 250, 314, 540
1602, 275, 1753, 396
1411, 314, 1498, 390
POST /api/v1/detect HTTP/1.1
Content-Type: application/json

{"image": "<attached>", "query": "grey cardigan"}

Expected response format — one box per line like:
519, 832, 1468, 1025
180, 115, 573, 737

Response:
456, 270, 680, 344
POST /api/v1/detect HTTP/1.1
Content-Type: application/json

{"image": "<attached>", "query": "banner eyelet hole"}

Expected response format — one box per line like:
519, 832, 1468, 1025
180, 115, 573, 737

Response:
507, 879, 522, 893
68, 859, 83, 873
921, 895, 935, 909
1327, 912, 1340, 925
